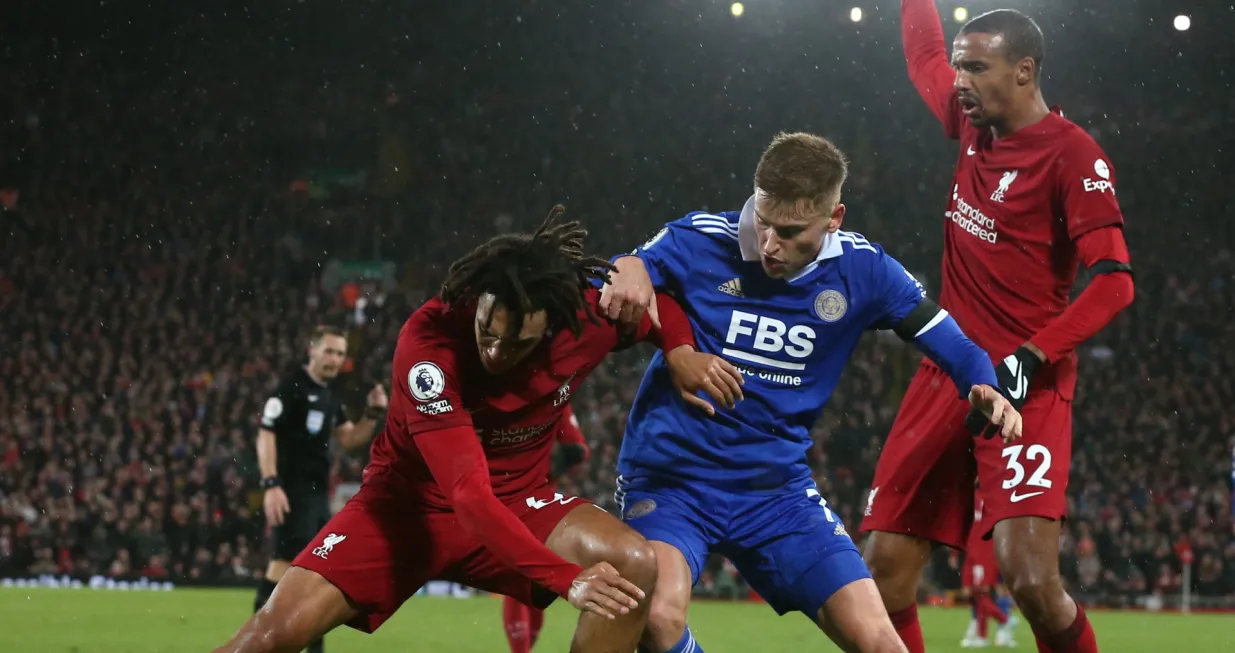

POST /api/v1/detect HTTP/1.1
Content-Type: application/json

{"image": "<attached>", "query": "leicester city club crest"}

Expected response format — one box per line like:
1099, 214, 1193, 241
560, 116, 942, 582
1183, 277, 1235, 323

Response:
814, 289, 847, 323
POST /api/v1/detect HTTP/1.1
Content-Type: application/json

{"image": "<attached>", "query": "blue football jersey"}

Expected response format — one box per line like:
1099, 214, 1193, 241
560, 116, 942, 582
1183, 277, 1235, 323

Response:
618, 203, 930, 491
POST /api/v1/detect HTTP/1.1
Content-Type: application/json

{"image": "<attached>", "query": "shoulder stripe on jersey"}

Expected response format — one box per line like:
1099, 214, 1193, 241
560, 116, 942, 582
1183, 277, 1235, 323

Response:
697, 227, 739, 240
691, 216, 738, 235
691, 212, 739, 226
837, 231, 876, 252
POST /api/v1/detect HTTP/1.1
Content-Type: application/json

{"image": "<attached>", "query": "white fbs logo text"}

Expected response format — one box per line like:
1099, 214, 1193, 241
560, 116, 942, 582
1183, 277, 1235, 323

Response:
723, 310, 815, 371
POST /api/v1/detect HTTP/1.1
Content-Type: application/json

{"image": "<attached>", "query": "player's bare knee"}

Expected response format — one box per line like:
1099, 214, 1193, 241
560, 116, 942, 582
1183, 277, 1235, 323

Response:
240, 615, 307, 653
860, 538, 918, 607
645, 595, 688, 645
1003, 569, 1064, 618
613, 539, 658, 591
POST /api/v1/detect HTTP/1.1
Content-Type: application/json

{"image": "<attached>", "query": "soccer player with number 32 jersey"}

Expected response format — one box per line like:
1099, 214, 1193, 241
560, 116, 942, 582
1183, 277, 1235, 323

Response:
859, 4, 1136, 653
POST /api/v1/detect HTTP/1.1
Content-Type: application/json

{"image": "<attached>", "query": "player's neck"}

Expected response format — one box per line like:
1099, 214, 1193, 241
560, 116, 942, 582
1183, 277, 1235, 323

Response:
303, 364, 328, 386
990, 92, 1050, 140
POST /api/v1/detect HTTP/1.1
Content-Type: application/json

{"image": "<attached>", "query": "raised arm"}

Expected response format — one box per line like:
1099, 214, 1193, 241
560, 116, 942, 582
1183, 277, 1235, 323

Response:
902, 0, 963, 137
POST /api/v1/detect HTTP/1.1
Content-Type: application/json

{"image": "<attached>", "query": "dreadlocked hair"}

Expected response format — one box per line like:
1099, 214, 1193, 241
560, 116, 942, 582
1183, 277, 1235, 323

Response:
440, 205, 616, 338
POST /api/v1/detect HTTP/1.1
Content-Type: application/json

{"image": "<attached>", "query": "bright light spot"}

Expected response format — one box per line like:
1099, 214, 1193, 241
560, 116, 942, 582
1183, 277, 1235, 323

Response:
954, 7, 968, 22
1173, 15, 1190, 31
731, 2, 744, 17
850, 7, 863, 22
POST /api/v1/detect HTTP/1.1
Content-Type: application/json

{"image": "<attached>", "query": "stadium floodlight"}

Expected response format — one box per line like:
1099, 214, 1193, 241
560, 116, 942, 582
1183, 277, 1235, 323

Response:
731, 2, 744, 17
1173, 15, 1190, 31
850, 7, 863, 22
954, 7, 969, 23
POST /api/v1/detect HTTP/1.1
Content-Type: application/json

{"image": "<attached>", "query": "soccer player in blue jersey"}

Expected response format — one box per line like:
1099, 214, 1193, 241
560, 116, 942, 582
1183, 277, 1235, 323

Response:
599, 132, 1023, 653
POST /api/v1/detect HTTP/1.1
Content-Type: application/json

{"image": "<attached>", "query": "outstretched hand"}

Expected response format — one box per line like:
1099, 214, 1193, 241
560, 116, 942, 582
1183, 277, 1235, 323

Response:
567, 562, 645, 620
967, 384, 1023, 443
665, 346, 745, 416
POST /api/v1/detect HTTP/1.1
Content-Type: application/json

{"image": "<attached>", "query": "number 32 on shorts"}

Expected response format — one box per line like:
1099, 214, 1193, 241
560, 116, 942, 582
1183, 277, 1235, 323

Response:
1001, 444, 1052, 503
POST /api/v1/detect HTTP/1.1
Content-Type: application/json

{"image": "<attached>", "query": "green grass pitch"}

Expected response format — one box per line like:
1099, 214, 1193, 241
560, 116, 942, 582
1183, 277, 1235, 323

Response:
1, 587, 1230, 651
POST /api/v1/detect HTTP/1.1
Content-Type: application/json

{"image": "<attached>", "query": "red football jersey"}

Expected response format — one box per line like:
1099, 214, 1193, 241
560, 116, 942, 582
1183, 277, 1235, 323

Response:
366, 288, 669, 509
556, 407, 587, 449
903, 1, 1126, 399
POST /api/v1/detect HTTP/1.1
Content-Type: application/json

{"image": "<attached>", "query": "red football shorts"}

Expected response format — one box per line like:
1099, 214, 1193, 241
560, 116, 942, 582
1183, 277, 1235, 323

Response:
859, 361, 1072, 549
291, 480, 589, 633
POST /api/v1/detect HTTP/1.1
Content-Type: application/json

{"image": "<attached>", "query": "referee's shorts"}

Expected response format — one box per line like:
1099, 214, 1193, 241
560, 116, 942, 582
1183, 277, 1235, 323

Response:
269, 490, 331, 561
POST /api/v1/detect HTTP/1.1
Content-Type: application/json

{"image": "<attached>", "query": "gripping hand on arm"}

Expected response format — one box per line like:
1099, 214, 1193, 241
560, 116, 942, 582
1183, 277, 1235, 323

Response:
600, 256, 658, 328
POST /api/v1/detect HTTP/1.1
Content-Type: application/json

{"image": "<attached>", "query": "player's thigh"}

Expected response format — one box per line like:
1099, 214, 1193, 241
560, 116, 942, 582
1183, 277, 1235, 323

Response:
448, 487, 658, 610
290, 487, 446, 633
815, 578, 907, 653
543, 498, 656, 580
859, 363, 975, 549
975, 389, 1072, 531
244, 565, 359, 647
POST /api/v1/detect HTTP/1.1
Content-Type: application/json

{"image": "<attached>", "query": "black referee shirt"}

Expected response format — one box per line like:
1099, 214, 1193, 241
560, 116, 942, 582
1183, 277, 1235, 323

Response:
259, 367, 348, 493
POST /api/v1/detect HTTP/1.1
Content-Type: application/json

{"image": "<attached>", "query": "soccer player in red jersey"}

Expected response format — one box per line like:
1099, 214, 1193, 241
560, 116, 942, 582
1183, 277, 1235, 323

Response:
858, 5, 1135, 653
958, 489, 1014, 649
503, 407, 590, 653
213, 208, 745, 653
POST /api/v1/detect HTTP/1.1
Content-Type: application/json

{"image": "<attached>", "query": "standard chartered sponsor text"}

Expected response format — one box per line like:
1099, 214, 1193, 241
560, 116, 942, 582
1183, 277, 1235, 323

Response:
948, 195, 998, 244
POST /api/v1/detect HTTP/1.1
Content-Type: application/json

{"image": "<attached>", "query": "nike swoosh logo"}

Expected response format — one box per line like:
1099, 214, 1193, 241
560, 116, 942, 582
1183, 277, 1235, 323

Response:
1009, 491, 1045, 503
1004, 356, 1027, 400
967, 146, 976, 156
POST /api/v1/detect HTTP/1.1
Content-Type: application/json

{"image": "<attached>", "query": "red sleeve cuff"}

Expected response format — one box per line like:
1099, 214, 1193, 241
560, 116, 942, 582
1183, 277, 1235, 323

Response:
653, 292, 695, 352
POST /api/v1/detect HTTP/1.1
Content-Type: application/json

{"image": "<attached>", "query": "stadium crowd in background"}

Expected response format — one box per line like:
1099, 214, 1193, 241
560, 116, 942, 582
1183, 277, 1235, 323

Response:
1, 2, 1232, 611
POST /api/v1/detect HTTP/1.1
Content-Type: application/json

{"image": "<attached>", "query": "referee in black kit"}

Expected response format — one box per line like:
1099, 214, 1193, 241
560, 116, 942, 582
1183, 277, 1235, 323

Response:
253, 325, 387, 653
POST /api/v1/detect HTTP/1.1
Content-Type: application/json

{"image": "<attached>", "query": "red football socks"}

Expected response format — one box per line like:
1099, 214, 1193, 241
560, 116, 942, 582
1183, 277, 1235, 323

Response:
979, 591, 1009, 624
1033, 603, 1098, 653
889, 603, 927, 653
502, 596, 532, 653
528, 604, 545, 648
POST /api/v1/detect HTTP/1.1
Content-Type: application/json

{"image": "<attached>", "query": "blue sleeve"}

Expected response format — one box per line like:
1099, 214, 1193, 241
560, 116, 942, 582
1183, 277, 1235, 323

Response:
864, 245, 997, 398
609, 212, 737, 290
866, 245, 929, 330
912, 314, 1000, 398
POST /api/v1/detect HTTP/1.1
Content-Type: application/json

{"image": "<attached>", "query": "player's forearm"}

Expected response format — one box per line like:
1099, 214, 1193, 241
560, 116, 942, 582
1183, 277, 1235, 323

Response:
1028, 272, 1134, 363
417, 426, 583, 596
613, 253, 668, 289
1029, 227, 1135, 362
338, 417, 379, 450
911, 312, 999, 397
256, 429, 279, 478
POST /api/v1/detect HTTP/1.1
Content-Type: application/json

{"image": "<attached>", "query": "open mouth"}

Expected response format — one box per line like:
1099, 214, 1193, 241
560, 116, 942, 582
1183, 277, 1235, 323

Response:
959, 96, 982, 117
